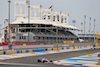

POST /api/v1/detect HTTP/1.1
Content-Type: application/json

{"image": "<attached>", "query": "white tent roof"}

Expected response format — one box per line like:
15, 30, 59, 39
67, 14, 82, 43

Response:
11, 17, 80, 30
0, 35, 4, 43
11, 17, 51, 25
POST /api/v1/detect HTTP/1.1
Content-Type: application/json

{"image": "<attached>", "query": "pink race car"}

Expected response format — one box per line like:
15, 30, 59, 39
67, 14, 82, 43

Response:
38, 57, 53, 63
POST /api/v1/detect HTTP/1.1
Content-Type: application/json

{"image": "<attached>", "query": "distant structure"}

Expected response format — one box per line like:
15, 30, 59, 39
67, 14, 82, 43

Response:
78, 34, 96, 42
3, 0, 80, 44
0, 34, 2, 38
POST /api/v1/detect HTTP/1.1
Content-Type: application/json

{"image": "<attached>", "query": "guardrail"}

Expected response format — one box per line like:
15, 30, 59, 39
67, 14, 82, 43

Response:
0, 45, 94, 55
0, 45, 54, 50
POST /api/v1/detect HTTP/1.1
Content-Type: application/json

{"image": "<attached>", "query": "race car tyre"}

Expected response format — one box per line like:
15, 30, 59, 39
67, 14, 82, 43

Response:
43, 60, 47, 63
50, 60, 53, 62
38, 59, 41, 62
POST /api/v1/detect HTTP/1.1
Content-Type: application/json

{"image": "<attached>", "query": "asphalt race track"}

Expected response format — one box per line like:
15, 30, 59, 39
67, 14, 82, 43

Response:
0, 48, 100, 67
0, 63, 69, 67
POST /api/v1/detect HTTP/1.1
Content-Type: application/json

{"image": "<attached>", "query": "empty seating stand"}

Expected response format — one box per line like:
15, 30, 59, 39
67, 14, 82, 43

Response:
32, 29, 77, 37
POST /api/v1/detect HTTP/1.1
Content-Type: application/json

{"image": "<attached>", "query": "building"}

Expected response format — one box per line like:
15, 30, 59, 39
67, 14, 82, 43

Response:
3, 0, 80, 44
78, 34, 96, 42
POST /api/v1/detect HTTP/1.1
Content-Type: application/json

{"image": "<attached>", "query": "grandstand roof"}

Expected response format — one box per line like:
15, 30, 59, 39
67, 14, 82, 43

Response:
11, 17, 80, 30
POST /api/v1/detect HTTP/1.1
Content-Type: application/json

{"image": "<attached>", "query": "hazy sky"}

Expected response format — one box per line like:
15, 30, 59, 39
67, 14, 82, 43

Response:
0, 0, 100, 35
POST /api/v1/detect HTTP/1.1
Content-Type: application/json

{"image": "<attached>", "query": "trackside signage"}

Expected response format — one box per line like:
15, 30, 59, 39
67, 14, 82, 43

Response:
23, 43, 26, 46
95, 43, 100, 46
96, 34, 100, 39
63, 41, 74, 44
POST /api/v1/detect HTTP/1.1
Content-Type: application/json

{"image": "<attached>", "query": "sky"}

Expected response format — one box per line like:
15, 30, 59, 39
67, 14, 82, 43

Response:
0, 0, 100, 35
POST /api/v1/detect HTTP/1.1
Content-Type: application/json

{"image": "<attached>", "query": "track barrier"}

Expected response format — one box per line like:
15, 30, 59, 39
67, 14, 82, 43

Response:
84, 46, 86, 48
64, 47, 66, 50
17, 50, 20, 53
6, 50, 17, 54
78, 46, 80, 48
80, 46, 82, 48
62, 47, 64, 50
45, 49, 47, 51
22, 50, 26, 53
74, 64, 83, 66
82, 46, 84, 48
87, 45, 90, 47
58, 48, 61, 50
66, 47, 69, 49
0, 44, 95, 55
31, 52, 35, 54
47, 48, 52, 51
75, 46, 78, 49
53, 48, 57, 50
70, 47, 73, 49
3, 51, 6, 54
32, 48, 45, 52
29, 49, 32, 52
56, 50, 59, 52
91, 45, 93, 47
0, 51, 3, 55
88, 54, 92, 57
26, 50, 29, 53
73, 48, 75, 50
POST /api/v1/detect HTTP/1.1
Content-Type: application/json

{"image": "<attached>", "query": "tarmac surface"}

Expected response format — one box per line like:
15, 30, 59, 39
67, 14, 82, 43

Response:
0, 48, 100, 67
0, 63, 69, 67
0, 64, 74, 67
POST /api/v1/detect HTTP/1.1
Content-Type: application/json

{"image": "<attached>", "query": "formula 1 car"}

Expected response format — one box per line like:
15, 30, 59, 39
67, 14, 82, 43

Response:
91, 45, 96, 49
38, 57, 53, 63
91, 47, 96, 49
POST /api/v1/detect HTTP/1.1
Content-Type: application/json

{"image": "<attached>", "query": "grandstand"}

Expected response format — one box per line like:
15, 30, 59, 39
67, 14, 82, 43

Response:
2, 0, 80, 45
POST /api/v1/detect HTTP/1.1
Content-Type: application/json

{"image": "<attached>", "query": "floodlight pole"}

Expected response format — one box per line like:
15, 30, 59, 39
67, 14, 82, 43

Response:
72, 20, 76, 33
8, 0, 11, 43
28, 0, 30, 24
84, 15, 86, 42
28, 0, 30, 42
81, 22, 83, 34
89, 17, 91, 42
94, 19, 96, 43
